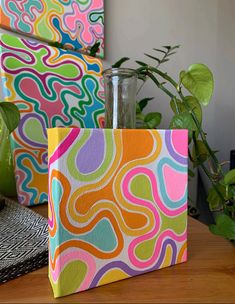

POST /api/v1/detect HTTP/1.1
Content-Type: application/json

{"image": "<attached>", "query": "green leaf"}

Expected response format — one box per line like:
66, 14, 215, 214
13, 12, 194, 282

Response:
136, 103, 141, 114
184, 96, 202, 124
207, 182, 234, 210
170, 99, 183, 114
89, 41, 100, 57
144, 112, 162, 129
162, 45, 180, 52
209, 213, 235, 240
224, 169, 235, 185
188, 169, 195, 178
0, 102, 20, 133
153, 48, 167, 54
169, 45, 180, 51
138, 97, 154, 111
112, 57, 130, 68
48, 41, 64, 49
207, 187, 223, 210
161, 59, 169, 64
137, 73, 147, 81
135, 61, 148, 67
192, 139, 209, 167
144, 53, 160, 64
162, 45, 171, 50
170, 96, 202, 125
136, 112, 145, 121
167, 51, 177, 56
170, 112, 194, 129
169, 112, 195, 140
180, 64, 214, 106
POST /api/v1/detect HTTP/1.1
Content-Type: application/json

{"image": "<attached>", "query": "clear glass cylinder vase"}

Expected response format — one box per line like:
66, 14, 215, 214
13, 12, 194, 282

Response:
102, 68, 137, 129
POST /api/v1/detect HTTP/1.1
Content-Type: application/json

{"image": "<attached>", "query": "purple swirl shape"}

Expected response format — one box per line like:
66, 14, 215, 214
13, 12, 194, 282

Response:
0, 40, 36, 65
1, 40, 83, 94
90, 238, 177, 288
76, 129, 105, 174
41, 151, 48, 165
18, 113, 47, 148
165, 130, 187, 165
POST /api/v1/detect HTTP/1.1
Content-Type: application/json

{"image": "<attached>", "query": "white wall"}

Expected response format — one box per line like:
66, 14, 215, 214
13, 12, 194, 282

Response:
1, 0, 234, 161
1, 0, 235, 200
104, 0, 235, 165
215, 0, 235, 166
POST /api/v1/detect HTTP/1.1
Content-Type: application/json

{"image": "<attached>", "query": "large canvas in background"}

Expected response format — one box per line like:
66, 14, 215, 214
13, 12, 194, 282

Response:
48, 128, 188, 298
0, 0, 104, 58
0, 33, 104, 206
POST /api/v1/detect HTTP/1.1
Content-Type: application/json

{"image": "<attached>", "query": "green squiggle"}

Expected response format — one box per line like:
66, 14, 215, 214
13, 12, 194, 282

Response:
49, 260, 87, 298
130, 174, 187, 261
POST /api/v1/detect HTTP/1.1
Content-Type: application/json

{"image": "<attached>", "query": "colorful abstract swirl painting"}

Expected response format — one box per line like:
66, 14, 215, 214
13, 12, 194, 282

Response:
48, 128, 188, 298
0, 0, 104, 58
0, 33, 104, 206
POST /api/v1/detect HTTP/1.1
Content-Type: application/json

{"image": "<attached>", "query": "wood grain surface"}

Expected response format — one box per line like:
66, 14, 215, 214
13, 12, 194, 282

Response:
0, 205, 235, 303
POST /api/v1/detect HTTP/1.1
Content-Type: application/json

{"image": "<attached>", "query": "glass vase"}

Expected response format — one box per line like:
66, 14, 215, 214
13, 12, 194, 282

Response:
102, 68, 137, 129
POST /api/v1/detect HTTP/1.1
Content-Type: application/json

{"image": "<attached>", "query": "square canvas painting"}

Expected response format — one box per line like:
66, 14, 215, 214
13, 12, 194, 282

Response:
48, 128, 188, 298
0, 33, 104, 206
0, 0, 104, 58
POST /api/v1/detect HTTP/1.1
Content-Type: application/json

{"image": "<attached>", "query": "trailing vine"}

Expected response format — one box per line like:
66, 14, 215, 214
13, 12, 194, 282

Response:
113, 46, 235, 241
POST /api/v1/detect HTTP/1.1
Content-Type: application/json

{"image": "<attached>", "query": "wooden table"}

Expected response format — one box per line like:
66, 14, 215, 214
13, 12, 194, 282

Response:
0, 205, 235, 303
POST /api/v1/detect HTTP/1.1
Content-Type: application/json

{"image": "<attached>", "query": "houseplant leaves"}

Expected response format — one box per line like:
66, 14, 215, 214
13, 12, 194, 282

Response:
0, 102, 20, 134
192, 140, 210, 168
224, 169, 235, 186
180, 64, 214, 106
144, 112, 162, 128
210, 213, 235, 240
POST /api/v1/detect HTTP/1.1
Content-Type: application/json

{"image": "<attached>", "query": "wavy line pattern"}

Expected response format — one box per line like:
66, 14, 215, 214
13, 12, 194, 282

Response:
0, 0, 104, 58
0, 33, 104, 206
48, 128, 188, 298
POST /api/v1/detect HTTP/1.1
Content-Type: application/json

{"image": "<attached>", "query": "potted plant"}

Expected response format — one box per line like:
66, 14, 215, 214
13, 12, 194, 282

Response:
112, 45, 235, 241
0, 102, 20, 197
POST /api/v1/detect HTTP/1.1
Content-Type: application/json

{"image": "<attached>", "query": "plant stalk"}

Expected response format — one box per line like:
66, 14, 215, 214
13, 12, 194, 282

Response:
137, 66, 228, 204
137, 65, 223, 175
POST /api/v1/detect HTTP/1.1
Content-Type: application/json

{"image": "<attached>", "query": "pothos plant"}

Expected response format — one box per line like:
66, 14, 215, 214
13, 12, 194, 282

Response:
0, 102, 20, 196
112, 46, 235, 241
0, 102, 20, 134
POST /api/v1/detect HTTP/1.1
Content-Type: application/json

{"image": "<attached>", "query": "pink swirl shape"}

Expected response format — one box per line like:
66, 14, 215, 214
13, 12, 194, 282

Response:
48, 129, 80, 229
123, 167, 187, 217
172, 130, 188, 157
129, 229, 187, 269
19, 78, 80, 126
49, 128, 80, 166
64, 0, 103, 44
163, 165, 187, 201
15, 168, 30, 205
122, 167, 187, 268
50, 248, 96, 292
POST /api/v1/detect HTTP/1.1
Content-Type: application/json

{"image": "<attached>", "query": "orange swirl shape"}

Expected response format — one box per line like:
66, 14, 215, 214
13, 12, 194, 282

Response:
63, 130, 162, 238
0, 73, 16, 101
47, 42, 102, 77
14, 100, 34, 113
113, 130, 162, 232
13, 148, 46, 167
50, 170, 124, 264
177, 241, 187, 263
